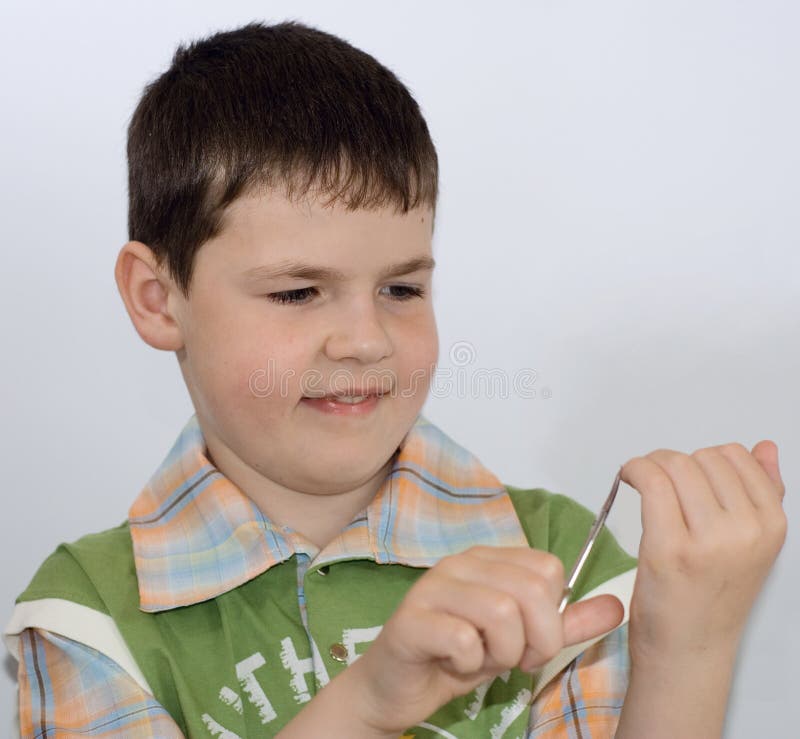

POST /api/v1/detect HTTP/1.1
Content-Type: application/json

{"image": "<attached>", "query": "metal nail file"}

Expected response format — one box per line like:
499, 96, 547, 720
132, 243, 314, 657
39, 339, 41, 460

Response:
558, 466, 623, 614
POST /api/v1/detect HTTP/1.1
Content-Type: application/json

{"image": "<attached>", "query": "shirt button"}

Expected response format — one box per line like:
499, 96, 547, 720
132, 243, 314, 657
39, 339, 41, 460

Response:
317, 565, 330, 576
329, 643, 348, 663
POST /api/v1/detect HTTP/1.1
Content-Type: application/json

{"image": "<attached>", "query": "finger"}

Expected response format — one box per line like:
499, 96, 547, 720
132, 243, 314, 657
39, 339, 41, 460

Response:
690, 446, 755, 515
432, 553, 565, 664
396, 607, 486, 676
416, 577, 529, 670
562, 594, 625, 646
750, 440, 785, 501
518, 594, 624, 672
620, 456, 689, 542
646, 450, 723, 532
717, 442, 785, 510
451, 546, 565, 603
460, 546, 564, 582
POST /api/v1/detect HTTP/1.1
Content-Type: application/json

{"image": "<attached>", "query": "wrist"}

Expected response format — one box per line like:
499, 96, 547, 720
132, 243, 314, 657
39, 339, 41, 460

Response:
629, 638, 739, 676
276, 660, 397, 739
616, 647, 738, 739
337, 657, 399, 739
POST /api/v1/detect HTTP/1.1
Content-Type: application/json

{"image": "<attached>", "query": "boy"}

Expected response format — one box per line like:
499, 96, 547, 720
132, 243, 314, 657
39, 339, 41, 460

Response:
3, 20, 786, 738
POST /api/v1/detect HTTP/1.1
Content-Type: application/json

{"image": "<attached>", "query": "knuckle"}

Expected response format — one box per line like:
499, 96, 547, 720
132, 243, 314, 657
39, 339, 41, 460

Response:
489, 594, 518, 622
648, 448, 673, 457
524, 551, 564, 583
647, 448, 681, 463
432, 554, 461, 577
690, 447, 715, 463
524, 576, 550, 602
719, 441, 749, 456
540, 553, 564, 582
451, 623, 480, 652
666, 452, 696, 476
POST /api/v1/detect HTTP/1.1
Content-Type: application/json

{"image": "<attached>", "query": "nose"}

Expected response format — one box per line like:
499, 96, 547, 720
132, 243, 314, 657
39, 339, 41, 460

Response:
324, 297, 393, 365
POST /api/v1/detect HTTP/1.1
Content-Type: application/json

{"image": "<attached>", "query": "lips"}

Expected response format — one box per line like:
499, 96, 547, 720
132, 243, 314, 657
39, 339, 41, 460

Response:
303, 388, 387, 400
300, 392, 383, 416
303, 393, 383, 406
321, 394, 374, 404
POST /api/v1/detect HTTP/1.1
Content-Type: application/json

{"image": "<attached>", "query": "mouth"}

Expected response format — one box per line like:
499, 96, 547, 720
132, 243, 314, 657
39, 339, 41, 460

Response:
302, 386, 389, 400
300, 390, 386, 414
319, 394, 379, 404
303, 391, 384, 402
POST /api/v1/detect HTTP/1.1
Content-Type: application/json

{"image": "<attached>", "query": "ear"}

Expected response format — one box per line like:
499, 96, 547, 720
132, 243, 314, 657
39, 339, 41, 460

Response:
114, 241, 185, 351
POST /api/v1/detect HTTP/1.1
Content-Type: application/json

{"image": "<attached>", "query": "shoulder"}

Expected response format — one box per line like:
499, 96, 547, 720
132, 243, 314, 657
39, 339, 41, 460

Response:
5, 522, 149, 692
16, 521, 134, 611
504, 484, 637, 600
503, 484, 597, 545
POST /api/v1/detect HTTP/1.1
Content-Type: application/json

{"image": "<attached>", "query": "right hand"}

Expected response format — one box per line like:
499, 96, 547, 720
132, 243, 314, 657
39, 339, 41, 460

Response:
345, 545, 625, 735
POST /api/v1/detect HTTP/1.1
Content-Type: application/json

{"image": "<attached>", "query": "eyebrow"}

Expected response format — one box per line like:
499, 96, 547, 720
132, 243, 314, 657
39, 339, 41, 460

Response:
242, 255, 436, 282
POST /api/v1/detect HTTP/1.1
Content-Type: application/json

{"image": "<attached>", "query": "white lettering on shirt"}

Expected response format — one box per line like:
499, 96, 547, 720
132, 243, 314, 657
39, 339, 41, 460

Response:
280, 636, 330, 703
236, 652, 277, 724
200, 712, 242, 739
489, 688, 532, 739
465, 670, 511, 720
341, 625, 383, 664
219, 686, 243, 714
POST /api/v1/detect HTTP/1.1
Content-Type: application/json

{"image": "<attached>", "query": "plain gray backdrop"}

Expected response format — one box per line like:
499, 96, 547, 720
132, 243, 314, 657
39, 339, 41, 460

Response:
1, 1, 797, 736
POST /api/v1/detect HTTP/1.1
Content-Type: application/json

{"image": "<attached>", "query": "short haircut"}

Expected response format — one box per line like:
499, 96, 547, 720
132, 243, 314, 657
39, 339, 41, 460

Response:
127, 20, 440, 298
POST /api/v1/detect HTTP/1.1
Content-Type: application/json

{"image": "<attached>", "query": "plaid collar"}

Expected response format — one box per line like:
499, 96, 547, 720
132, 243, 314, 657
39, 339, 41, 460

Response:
129, 413, 528, 612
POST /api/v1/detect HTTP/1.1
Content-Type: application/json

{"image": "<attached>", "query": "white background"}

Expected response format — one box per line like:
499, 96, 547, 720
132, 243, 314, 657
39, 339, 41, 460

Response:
1, 1, 797, 736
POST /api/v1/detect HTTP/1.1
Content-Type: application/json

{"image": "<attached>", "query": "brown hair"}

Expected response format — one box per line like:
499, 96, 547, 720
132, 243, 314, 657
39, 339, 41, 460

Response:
127, 20, 439, 298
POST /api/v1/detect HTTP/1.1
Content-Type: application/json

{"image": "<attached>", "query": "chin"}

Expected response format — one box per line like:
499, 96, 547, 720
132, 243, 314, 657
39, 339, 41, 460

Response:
308, 449, 394, 487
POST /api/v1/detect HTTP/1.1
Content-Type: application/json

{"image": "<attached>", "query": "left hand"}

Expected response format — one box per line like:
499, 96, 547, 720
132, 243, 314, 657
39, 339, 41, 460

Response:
620, 440, 787, 668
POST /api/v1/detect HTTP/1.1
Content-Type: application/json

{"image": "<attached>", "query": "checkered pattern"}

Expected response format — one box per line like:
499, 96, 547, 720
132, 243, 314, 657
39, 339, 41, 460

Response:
15, 412, 629, 737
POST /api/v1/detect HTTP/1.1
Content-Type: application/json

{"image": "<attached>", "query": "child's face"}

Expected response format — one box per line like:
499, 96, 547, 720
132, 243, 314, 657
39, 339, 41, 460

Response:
168, 187, 438, 496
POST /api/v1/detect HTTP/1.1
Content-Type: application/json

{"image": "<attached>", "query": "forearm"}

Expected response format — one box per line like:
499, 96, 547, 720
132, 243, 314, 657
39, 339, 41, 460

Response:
275, 660, 397, 739
615, 649, 737, 739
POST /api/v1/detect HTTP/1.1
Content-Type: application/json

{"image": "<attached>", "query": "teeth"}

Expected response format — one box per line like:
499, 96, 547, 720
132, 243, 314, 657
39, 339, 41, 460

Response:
331, 395, 369, 404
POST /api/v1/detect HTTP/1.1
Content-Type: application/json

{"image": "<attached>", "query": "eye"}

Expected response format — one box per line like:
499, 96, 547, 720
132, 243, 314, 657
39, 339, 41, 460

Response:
381, 285, 426, 301
266, 287, 318, 305
266, 285, 426, 305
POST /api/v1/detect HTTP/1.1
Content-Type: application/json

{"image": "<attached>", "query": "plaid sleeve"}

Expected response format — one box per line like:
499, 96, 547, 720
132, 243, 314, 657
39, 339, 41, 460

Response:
527, 624, 630, 738
17, 627, 184, 738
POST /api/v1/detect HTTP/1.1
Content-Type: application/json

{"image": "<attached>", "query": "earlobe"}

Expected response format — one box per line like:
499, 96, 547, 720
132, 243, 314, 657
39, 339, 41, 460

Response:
114, 241, 185, 351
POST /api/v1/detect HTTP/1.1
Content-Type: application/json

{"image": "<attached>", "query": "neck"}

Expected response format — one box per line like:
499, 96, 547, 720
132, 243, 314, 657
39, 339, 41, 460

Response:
205, 440, 394, 551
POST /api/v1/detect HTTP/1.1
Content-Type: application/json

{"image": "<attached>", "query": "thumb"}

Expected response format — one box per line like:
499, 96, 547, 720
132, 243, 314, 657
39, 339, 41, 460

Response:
562, 594, 624, 646
751, 440, 785, 499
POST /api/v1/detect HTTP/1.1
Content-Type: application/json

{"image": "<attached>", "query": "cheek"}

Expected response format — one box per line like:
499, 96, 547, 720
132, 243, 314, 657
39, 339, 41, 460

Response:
403, 312, 438, 364
395, 317, 438, 392
188, 313, 300, 408
239, 338, 313, 406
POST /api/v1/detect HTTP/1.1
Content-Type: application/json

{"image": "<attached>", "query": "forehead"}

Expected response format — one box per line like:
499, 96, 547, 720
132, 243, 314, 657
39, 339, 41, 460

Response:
202, 188, 435, 275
